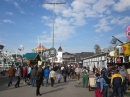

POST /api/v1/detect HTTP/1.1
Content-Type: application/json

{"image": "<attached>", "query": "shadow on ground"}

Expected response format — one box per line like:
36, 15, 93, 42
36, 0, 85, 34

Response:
41, 87, 65, 95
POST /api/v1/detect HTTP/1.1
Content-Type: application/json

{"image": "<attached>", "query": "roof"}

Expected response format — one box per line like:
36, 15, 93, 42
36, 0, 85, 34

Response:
75, 52, 95, 62
58, 46, 62, 51
23, 53, 41, 60
32, 44, 47, 52
62, 52, 75, 58
82, 52, 108, 60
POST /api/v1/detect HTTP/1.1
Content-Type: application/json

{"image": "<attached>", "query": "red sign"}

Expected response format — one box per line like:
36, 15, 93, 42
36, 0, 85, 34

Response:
117, 57, 121, 63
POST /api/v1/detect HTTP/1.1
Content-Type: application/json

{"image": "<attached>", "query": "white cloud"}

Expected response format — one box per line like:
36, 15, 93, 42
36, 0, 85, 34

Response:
41, 16, 50, 20
20, 10, 25, 14
95, 18, 112, 32
71, 0, 90, 12
5, 12, 13, 15
92, 0, 114, 14
110, 16, 130, 27
114, 0, 130, 12
40, 17, 75, 43
115, 32, 126, 38
3, 19, 14, 23
14, 2, 20, 9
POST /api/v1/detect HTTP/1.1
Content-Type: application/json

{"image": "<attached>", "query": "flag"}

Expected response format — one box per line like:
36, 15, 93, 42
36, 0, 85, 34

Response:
110, 37, 118, 44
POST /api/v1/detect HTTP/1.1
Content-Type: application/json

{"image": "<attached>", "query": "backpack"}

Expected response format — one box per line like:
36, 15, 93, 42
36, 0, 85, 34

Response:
35, 73, 40, 80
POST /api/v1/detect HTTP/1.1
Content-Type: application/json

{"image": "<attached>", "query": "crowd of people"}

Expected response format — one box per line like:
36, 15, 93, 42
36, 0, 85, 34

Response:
93, 64, 130, 97
7, 63, 130, 97
7, 64, 85, 96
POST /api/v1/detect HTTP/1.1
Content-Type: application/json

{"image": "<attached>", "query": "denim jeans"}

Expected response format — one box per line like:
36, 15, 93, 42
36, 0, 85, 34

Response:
103, 86, 108, 97
63, 75, 67, 82
111, 86, 122, 97
15, 76, 20, 87
31, 78, 35, 86
45, 76, 49, 85
8, 76, 13, 86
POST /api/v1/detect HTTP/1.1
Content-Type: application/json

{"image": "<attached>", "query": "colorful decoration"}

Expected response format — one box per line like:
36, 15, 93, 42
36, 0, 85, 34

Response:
126, 25, 130, 39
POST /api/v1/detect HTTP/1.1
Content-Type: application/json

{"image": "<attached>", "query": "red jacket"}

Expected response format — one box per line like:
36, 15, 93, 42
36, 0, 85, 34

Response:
23, 67, 27, 76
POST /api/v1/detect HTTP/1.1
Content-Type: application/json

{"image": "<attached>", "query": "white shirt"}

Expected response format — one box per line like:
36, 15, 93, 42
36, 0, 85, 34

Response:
49, 70, 56, 78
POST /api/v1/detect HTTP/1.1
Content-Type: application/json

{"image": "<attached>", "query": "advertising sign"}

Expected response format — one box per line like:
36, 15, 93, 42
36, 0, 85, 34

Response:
49, 47, 56, 57
126, 25, 130, 39
122, 42, 130, 56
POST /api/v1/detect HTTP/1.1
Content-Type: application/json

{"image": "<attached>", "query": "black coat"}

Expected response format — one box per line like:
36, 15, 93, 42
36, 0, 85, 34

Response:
36, 72, 43, 85
62, 68, 68, 75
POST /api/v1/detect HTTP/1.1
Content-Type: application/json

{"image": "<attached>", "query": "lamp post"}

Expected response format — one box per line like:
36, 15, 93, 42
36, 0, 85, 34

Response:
18, 45, 24, 66
42, 2, 66, 67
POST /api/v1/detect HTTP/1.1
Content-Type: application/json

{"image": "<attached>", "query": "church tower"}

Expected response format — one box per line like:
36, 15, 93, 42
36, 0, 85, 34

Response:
57, 46, 63, 62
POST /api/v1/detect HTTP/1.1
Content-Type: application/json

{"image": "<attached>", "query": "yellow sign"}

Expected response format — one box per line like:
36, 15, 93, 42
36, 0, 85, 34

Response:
122, 42, 130, 56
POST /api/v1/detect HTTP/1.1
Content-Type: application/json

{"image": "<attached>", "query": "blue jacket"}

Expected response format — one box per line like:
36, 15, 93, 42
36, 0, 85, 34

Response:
43, 68, 50, 77
99, 76, 108, 90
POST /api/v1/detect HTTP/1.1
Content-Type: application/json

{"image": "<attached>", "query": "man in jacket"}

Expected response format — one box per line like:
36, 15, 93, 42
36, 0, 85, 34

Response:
62, 66, 68, 82
30, 67, 36, 87
8, 65, 16, 86
111, 70, 123, 97
43, 66, 50, 86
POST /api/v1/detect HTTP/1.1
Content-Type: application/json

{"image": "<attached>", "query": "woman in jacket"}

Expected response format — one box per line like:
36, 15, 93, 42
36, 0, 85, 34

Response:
36, 67, 43, 96
49, 68, 56, 87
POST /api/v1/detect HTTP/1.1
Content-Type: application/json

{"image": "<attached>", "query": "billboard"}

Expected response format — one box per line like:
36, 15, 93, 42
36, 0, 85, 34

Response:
122, 42, 130, 56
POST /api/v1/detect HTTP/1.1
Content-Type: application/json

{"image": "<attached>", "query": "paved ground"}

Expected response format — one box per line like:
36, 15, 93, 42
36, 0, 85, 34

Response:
0, 76, 95, 97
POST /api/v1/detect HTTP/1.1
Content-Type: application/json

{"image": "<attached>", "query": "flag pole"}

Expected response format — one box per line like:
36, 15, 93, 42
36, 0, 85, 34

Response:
112, 36, 123, 44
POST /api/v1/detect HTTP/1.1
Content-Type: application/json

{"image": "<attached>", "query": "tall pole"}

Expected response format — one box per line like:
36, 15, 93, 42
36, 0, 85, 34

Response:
42, 2, 66, 67
51, 4, 55, 68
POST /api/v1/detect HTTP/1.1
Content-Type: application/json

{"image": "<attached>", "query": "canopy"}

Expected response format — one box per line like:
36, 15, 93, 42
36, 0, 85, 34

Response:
32, 44, 47, 52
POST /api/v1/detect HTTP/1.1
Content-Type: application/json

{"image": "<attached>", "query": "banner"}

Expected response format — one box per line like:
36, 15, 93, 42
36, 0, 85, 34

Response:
122, 42, 130, 56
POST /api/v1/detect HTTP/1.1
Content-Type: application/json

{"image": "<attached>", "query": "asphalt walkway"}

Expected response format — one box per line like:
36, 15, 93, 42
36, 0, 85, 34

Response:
0, 77, 95, 97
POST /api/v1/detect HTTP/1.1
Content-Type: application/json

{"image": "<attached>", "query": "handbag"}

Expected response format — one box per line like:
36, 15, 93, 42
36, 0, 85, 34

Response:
53, 77, 56, 80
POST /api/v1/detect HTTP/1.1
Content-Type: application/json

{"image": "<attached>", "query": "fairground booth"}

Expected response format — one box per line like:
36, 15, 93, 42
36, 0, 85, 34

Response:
23, 53, 41, 66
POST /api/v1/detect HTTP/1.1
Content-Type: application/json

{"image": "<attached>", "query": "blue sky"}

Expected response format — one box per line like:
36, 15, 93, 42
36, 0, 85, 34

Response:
0, 0, 130, 54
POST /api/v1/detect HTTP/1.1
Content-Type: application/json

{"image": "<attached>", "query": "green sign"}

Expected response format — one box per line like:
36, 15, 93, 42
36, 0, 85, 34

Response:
49, 48, 56, 57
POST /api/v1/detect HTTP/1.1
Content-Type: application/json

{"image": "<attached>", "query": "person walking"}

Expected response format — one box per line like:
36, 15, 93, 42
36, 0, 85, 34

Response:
62, 66, 68, 82
57, 68, 62, 83
67, 66, 71, 80
70, 66, 75, 79
8, 65, 16, 86
15, 66, 21, 88
100, 74, 108, 97
82, 67, 89, 88
36, 67, 43, 96
49, 68, 56, 87
111, 70, 123, 97
27, 65, 31, 85
30, 66, 36, 87
43, 66, 50, 87
23, 66, 27, 84
75, 65, 82, 84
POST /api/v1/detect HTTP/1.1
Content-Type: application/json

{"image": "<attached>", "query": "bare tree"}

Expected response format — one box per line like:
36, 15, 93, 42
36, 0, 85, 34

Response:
94, 44, 101, 54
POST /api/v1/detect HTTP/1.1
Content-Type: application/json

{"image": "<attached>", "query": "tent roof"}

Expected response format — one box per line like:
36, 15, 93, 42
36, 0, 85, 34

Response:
23, 53, 41, 60
32, 45, 47, 52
